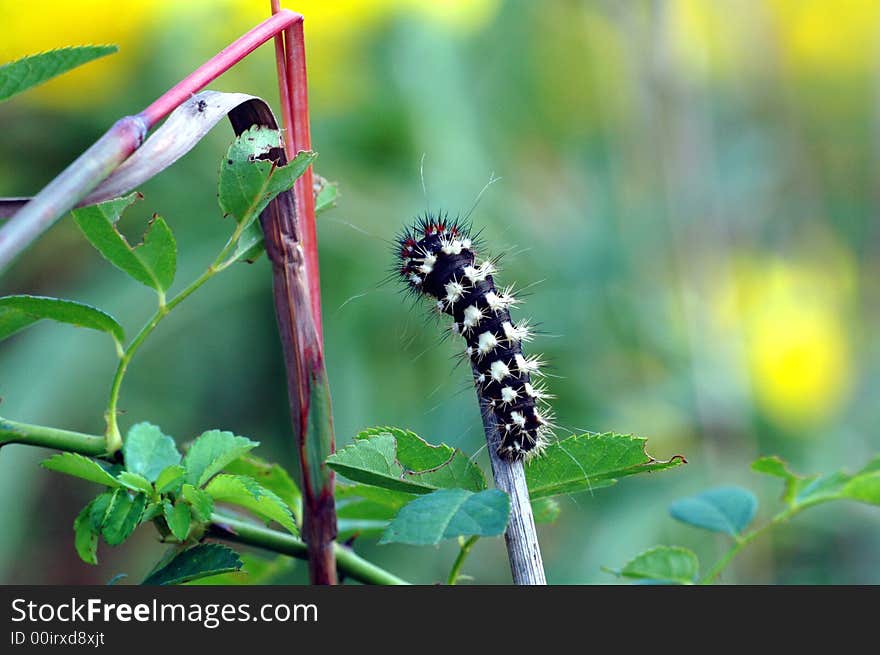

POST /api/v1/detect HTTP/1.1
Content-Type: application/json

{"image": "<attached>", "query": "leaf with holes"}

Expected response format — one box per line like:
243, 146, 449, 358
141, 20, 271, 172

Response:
71, 194, 176, 293
525, 433, 686, 500
0, 295, 124, 346
379, 489, 510, 545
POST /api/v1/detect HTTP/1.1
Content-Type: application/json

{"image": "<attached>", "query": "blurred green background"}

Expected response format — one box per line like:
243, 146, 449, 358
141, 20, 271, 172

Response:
1, 0, 879, 584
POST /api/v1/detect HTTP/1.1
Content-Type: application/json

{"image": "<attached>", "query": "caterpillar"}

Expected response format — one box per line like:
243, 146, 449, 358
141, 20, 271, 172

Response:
395, 212, 553, 461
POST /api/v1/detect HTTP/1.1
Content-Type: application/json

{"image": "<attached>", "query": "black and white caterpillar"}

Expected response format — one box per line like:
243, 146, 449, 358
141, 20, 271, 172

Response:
396, 213, 553, 461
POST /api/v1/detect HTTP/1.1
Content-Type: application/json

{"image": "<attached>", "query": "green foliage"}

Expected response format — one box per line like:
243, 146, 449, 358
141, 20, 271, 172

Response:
612, 546, 699, 585
155, 465, 186, 494
379, 489, 510, 545
182, 430, 258, 487
217, 126, 316, 228
223, 454, 302, 524
187, 554, 296, 585
0, 46, 117, 102
101, 489, 147, 545
205, 474, 297, 535
163, 502, 191, 541
123, 422, 181, 482
180, 484, 214, 522
41, 453, 121, 487
116, 471, 153, 495
142, 544, 243, 586
753, 455, 880, 509
669, 486, 757, 536
525, 432, 685, 500
71, 194, 177, 294
0, 295, 124, 347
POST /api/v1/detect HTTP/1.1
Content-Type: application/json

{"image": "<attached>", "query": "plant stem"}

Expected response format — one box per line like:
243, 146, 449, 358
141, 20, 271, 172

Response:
447, 536, 480, 585
700, 509, 797, 584
209, 513, 408, 586
0, 11, 303, 273
0, 417, 108, 456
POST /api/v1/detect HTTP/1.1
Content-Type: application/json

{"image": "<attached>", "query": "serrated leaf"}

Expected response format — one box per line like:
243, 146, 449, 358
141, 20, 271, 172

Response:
525, 433, 686, 500
0, 46, 117, 102
101, 489, 147, 545
117, 471, 153, 495
186, 553, 295, 585
143, 544, 243, 586
205, 474, 297, 535
182, 430, 259, 488
223, 454, 301, 524
123, 422, 181, 482
616, 546, 699, 585
327, 429, 486, 495
0, 295, 124, 345
379, 488, 510, 545
335, 485, 413, 537
41, 453, 121, 488
181, 484, 214, 522
71, 194, 177, 293
218, 126, 316, 228
531, 497, 562, 524
163, 501, 191, 541
154, 464, 186, 494
669, 486, 758, 536
73, 498, 101, 565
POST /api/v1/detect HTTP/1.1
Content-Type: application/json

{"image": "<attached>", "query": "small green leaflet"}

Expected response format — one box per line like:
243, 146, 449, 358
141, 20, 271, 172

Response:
0, 46, 118, 103
326, 428, 486, 495
123, 422, 181, 482
155, 465, 186, 494
143, 544, 243, 586
218, 126, 316, 228
71, 193, 177, 293
182, 430, 259, 488
223, 454, 301, 525
117, 471, 153, 495
611, 546, 700, 585
525, 432, 686, 499
669, 486, 758, 536
163, 501, 191, 541
101, 489, 147, 545
73, 498, 102, 565
0, 295, 124, 346
181, 484, 214, 522
379, 489, 510, 545
187, 554, 295, 585
41, 453, 121, 488
204, 474, 297, 535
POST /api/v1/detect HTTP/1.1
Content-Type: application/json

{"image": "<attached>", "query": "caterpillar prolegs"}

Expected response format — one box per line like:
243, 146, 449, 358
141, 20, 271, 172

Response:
396, 213, 553, 461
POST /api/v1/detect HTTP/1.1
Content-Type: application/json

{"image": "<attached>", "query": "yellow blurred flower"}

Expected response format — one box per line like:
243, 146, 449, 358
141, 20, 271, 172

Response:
715, 247, 855, 431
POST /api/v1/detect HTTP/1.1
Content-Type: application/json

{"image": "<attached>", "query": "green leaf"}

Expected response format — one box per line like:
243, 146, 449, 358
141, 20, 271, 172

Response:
335, 485, 415, 537
73, 498, 101, 565
142, 502, 163, 522
41, 453, 121, 488
0, 46, 118, 103
143, 544, 243, 586
531, 497, 562, 524
154, 465, 186, 494
223, 454, 301, 523
314, 178, 339, 215
163, 501, 191, 541
101, 489, 147, 545
752, 454, 880, 509
186, 553, 295, 585
117, 471, 153, 495
205, 474, 297, 535
327, 428, 486, 495
379, 489, 510, 545
218, 126, 316, 227
0, 295, 124, 345
669, 486, 757, 536
525, 433, 686, 500
615, 546, 699, 585
123, 422, 181, 482
182, 430, 259, 488
181, 484, 214, 522
71, 194, 177, 293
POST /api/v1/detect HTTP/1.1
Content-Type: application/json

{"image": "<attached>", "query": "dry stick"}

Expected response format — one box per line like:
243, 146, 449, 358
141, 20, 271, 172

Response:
474, 377, 547, 585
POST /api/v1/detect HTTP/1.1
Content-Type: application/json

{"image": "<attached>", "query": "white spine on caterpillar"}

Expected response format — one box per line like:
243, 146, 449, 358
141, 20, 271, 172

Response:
396, 213, 553, 460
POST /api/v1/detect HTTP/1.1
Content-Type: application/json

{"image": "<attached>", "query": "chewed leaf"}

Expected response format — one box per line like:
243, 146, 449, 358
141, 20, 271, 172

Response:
379, 489, 510, 545
218, 126, 316, 227
0, 295, 124, 346
669, 486, 758, 536
71, 193, 176, 293
525, 433, 686, 500
0, 46, 117, 102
